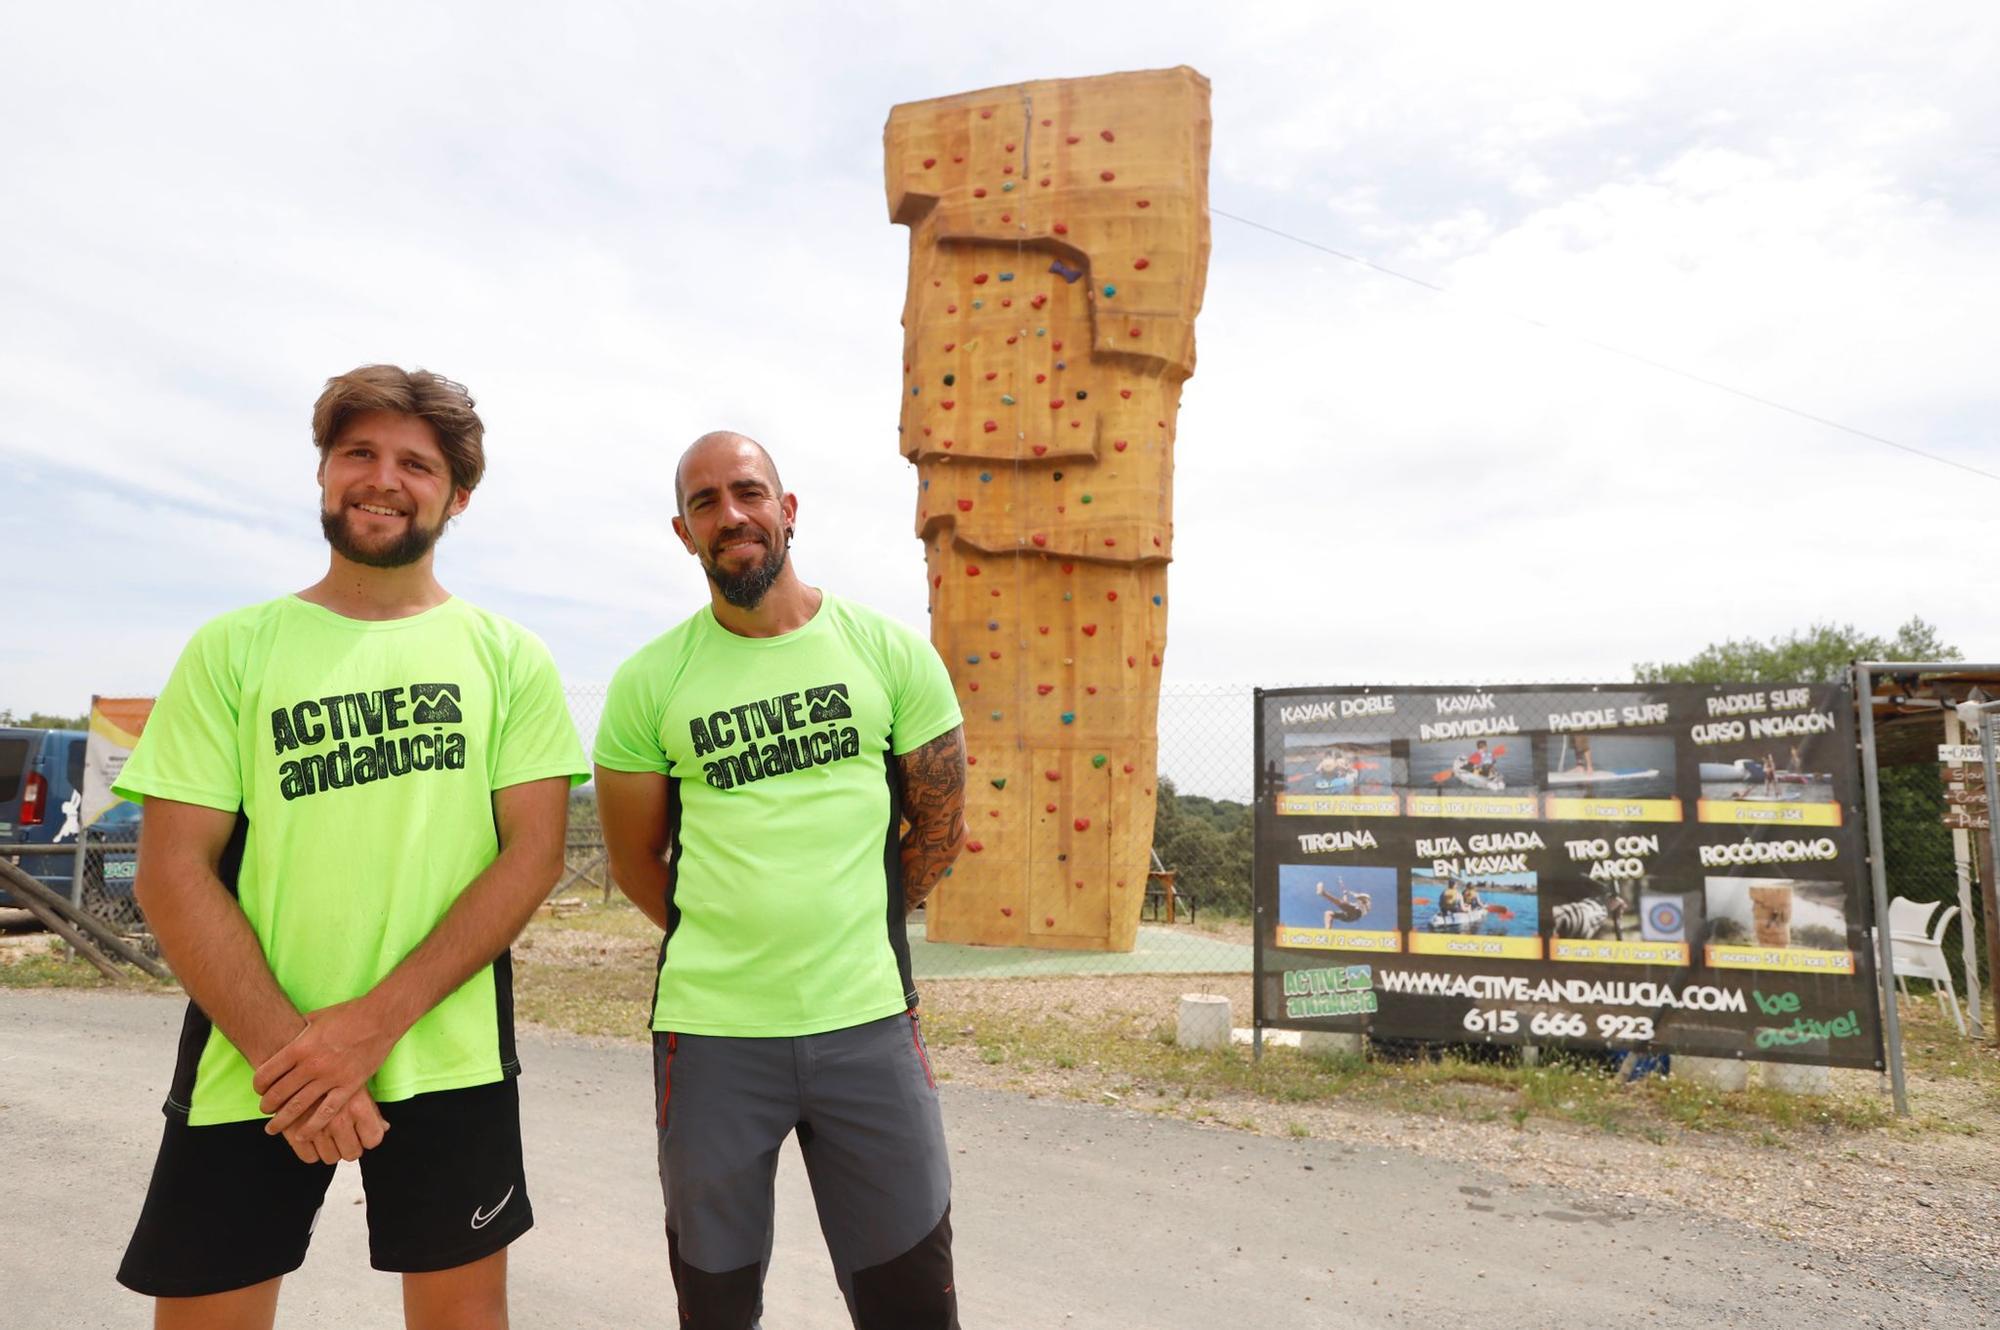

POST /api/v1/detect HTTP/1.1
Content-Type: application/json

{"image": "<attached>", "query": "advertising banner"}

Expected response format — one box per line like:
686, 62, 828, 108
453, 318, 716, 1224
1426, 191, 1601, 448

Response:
81, 696, 154, 830
1254, 683, 1883, 1068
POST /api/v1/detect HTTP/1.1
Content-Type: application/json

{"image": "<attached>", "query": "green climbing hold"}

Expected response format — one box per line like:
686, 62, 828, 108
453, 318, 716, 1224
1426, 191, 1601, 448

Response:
1063, 592, 1072, 601
991, 711, 1003, 721
1001, 180, 1015, 191
1001, 394, 1015, 405
1080, 493, 1093, 504
1035, 327, 1046, 336
972, 299, 984, 309
1091, 754, 1108, 768
991, 776, 1007, 789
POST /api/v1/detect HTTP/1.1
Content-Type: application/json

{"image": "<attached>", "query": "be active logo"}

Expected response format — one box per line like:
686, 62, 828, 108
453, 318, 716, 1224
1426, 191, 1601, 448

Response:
270, 683, 469, 801
689, 682, 862, 790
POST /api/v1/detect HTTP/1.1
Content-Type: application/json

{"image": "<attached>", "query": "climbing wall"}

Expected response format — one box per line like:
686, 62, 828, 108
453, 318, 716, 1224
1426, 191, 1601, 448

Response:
885, 67, 1211, 951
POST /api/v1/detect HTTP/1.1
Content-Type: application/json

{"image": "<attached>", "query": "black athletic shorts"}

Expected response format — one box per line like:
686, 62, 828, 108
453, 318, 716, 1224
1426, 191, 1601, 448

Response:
118, 1078, 531, 1299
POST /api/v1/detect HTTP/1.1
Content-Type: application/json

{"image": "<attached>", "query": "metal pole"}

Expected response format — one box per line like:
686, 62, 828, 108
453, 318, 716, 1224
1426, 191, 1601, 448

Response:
1251, 687, 1265, 1064
68, 827, 88, 911
1856, 665, 1909, 1114
1943, 709, 1985, 1037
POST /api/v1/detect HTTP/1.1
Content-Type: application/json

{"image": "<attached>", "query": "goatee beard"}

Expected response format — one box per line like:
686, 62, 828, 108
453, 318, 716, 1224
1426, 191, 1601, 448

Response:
707, 536, 788, 609
321, 504, 445, 569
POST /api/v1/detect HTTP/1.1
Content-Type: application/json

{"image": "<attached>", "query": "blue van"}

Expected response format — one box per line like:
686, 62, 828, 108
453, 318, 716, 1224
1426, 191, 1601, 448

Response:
0, 727, 140, 907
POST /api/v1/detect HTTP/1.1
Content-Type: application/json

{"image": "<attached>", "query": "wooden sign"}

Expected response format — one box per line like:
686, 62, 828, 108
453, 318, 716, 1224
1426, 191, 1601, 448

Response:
1939, 744, 1985, 764
1945, 786, 1989, 809
1942, 808, 1991, 831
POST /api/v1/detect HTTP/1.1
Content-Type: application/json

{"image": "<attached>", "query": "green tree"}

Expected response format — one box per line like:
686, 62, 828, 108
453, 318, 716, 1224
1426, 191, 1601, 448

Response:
0, 709, 89, 729
1152, 776, 1254, 916
1633, 617, 1957, 684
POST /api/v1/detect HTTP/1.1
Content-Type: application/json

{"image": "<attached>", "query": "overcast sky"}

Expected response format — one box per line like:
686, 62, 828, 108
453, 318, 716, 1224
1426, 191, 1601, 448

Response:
5, 3, 1996, 784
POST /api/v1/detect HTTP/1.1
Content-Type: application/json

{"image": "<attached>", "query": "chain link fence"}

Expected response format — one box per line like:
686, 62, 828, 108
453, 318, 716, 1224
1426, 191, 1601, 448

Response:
556, 681, 1259, 1028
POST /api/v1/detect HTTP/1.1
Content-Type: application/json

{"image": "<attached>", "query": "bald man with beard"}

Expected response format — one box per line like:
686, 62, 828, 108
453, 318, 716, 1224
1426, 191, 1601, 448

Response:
593, 433, 969, 1329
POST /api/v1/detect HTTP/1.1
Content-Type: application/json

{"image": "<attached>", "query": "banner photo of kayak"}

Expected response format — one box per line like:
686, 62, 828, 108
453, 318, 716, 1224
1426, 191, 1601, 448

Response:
1448, 756, 1507, 790
1428, 907, 1488, 932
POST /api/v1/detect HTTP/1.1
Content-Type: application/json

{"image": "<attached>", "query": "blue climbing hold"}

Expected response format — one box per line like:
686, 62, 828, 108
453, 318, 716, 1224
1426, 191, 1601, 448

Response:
1102, 284, 1117, 298
1049, 259, 1084, 284
1152, 594, 1162, 605
979, 471, 992, 482
1061, 712, 1075, 725
998, 272, 1015, 282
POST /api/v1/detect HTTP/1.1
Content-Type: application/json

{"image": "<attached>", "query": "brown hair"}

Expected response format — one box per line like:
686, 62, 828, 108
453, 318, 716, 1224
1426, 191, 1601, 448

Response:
311, 365, 486, 493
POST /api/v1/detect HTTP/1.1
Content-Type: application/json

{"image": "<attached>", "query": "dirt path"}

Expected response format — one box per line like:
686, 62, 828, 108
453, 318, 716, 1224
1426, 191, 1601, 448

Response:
3, 988, 1992, 1328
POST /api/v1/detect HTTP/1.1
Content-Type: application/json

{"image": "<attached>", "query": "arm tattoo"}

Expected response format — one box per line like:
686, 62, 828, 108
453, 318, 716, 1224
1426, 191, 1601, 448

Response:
896, 726, 967, 912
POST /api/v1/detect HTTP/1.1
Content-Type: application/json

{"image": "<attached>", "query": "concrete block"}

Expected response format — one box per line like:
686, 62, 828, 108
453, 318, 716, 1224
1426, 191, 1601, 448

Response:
1761, 1059, 1831, 1096
1177, 994, 1231, 1051
1675, 1055, 1749, 1092
1298, 1031, 1364, 1060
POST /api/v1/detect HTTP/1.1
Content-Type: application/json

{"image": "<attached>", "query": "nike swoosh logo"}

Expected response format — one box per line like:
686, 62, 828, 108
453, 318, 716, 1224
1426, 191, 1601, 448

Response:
470, 1185, 516, 1230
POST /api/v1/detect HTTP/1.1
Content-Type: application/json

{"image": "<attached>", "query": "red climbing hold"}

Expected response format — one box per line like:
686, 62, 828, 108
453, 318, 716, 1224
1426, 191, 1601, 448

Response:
1001, 164, 1013, 175
1066, 134, 1080, 144
1126, 656, 1136, 667
1004, 142, 1015, 152
969, 680, 979, 691
1049, 398, 1063, 409
944, 342, 956, 352
1107, 590, 1119, 601
983, 420, 998, 433
1035, 373, 1047, 383
1000, 298, 1012, 307
1036, 684, 1054, 695
941, 440, 954, 449
972, 187, 986, 198
1030, 294, 1047, 309
1001, 907, 1013, 917
1081, 624, 1097, 636
1041, 118, 1051, 126
1031, 444, 1047, 456
1119, 389, 1132, 398
1046, 802, 1057, 813
984, 371, 997, 380
1152, 654, 1162, 666
956, 499, 973, 512
1061, 562, 1074, 574
967, 840, 984, 853
1052, 222, 1068, 235
1133, 257, 1150, 270
1039, 177, 1051, 187
1103, 538, 1116, 547
1100, 129, 1115, 142
966, 565, 981, 577
980, 107, 993, 119
923, 157, 937, 168
1070, 421, 1080, 429
1000, 213, 1011, 223
972, 273, 989, 284
967, 755, 977, 765
931, 574, 942, 587
1128, 327, 1142, 337
1123, 763, 1135, 774
1031, 532, 1047, 546
988, 650, 1000, 660
940, 400, 955, 410
1136, 199, 1150, 208
1085, 686, 1097, 695
1074, 817, 1091, 831
1113, 440, 1127, 451
946, 304, 958, 314
1100, 171, 1115, 182
1037, 625, 1050, 635
1045, 770, 1061, 781
1044, 917, 1055, 927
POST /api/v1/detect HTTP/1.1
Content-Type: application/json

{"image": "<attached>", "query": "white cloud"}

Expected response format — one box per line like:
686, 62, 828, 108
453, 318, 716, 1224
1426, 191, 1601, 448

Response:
3, 0, 1997, 753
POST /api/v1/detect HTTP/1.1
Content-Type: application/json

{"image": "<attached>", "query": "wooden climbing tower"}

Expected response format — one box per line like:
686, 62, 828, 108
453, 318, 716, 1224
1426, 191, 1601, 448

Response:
885, 67, 1211, 951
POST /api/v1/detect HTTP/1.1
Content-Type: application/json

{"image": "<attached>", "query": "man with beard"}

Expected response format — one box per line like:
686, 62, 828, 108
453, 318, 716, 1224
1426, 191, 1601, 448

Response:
114, 365, 587, 1329
594, 432, 968, 1329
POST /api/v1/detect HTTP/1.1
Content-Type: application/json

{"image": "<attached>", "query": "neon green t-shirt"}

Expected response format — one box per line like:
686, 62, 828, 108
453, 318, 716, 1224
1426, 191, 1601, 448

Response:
116, 595, 588, 1126
593, 593, 961, 1037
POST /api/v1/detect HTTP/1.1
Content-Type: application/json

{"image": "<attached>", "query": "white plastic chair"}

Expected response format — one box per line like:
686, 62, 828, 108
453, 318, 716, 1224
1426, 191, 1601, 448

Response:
1888, 897, 1966, 1035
